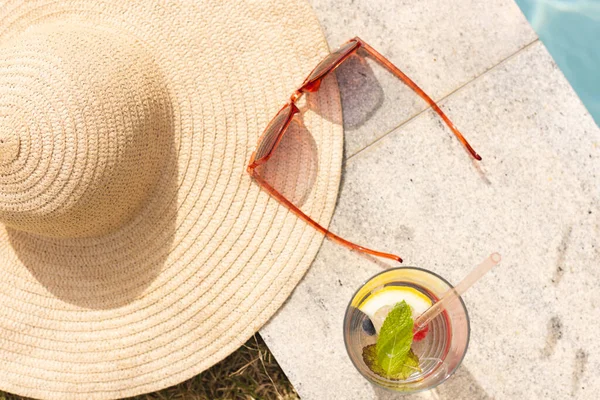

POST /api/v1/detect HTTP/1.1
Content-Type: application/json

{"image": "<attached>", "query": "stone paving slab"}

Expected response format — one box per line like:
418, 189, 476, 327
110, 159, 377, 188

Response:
308, 0, 537, 157
261, 38, 600, 399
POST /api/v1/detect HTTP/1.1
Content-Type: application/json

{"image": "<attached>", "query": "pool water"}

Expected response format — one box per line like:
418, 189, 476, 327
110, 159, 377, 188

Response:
515, 0, 600, 126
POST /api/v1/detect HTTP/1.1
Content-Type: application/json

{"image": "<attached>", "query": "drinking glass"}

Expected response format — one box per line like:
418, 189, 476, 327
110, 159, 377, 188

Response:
343, 267, 470, 393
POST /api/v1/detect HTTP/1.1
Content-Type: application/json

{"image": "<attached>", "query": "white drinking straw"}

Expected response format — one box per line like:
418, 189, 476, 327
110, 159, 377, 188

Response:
414, 253, 502, 330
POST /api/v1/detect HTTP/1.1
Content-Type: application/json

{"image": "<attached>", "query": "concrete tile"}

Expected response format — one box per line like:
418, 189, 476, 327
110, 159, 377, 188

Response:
307, 0, 537, 156
262, 41, 600, 399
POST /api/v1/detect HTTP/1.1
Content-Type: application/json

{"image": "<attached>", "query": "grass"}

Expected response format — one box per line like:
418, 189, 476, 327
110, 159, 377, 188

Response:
0, 334, 298, 400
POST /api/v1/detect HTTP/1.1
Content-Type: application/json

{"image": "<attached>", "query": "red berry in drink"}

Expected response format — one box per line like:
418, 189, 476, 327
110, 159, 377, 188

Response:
413, 324, 429, 342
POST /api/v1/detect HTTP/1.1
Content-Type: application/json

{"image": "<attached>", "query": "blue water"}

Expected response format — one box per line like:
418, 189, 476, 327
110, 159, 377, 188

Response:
515, 0, 600, 126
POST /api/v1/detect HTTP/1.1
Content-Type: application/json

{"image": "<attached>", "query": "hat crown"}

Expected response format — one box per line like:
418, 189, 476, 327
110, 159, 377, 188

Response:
0, 23, 172, 238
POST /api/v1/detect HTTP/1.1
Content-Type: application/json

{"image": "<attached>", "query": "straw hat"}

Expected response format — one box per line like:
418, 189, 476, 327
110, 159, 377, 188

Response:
0, 0, 342, 398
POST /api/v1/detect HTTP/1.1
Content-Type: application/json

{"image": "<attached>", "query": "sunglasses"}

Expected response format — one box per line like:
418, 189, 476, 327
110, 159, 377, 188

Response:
248, 37, 481, 263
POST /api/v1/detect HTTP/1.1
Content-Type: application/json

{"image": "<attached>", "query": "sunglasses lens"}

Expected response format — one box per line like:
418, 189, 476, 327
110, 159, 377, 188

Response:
255, 104, 293, 161
306, 40, 358, 83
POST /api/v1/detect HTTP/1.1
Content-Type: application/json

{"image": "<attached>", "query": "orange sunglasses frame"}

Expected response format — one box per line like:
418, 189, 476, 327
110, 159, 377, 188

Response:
247, 37, 481, 263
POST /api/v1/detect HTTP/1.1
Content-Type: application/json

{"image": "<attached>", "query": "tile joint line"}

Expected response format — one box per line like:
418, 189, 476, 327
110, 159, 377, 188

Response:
345, 38, 541, 164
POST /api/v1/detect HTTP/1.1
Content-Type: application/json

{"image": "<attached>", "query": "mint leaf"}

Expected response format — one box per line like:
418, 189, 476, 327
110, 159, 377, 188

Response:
362, 301, 422, 380
375, 300, 415, 377
395, 349, 421, 379
363, 344, 387, 377
362, 345, 421, 380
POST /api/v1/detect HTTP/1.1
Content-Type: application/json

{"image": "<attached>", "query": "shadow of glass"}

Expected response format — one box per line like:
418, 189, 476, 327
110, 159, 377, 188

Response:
371, 365, 491, 399
256, 118, 318, 208
6, 100, 178, 310
432, 366, 492, 399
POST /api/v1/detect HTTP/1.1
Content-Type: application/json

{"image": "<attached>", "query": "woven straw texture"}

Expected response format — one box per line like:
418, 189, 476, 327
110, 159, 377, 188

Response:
0, 0, 343, 399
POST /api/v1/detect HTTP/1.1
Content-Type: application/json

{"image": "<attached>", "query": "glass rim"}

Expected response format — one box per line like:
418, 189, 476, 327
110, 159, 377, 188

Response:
343, 266, 471, 393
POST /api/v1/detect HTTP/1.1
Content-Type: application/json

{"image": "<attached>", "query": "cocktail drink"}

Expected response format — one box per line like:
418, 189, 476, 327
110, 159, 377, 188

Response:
343, 267, 470, 393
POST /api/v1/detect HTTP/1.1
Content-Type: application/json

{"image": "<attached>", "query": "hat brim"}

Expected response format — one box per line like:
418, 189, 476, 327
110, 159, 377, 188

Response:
0, 1, 342, 398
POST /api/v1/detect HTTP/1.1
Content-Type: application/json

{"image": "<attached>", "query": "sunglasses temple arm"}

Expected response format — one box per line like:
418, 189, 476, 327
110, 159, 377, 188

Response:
251, 172, 402, 263
356, 39, 481, 161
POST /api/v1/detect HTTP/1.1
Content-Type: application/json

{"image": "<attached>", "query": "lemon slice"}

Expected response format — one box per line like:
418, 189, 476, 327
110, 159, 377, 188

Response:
359, 286, 432, 321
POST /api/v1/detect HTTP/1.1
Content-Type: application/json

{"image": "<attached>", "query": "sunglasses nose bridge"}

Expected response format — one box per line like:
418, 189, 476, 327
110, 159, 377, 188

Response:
290, 90, 303, 103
